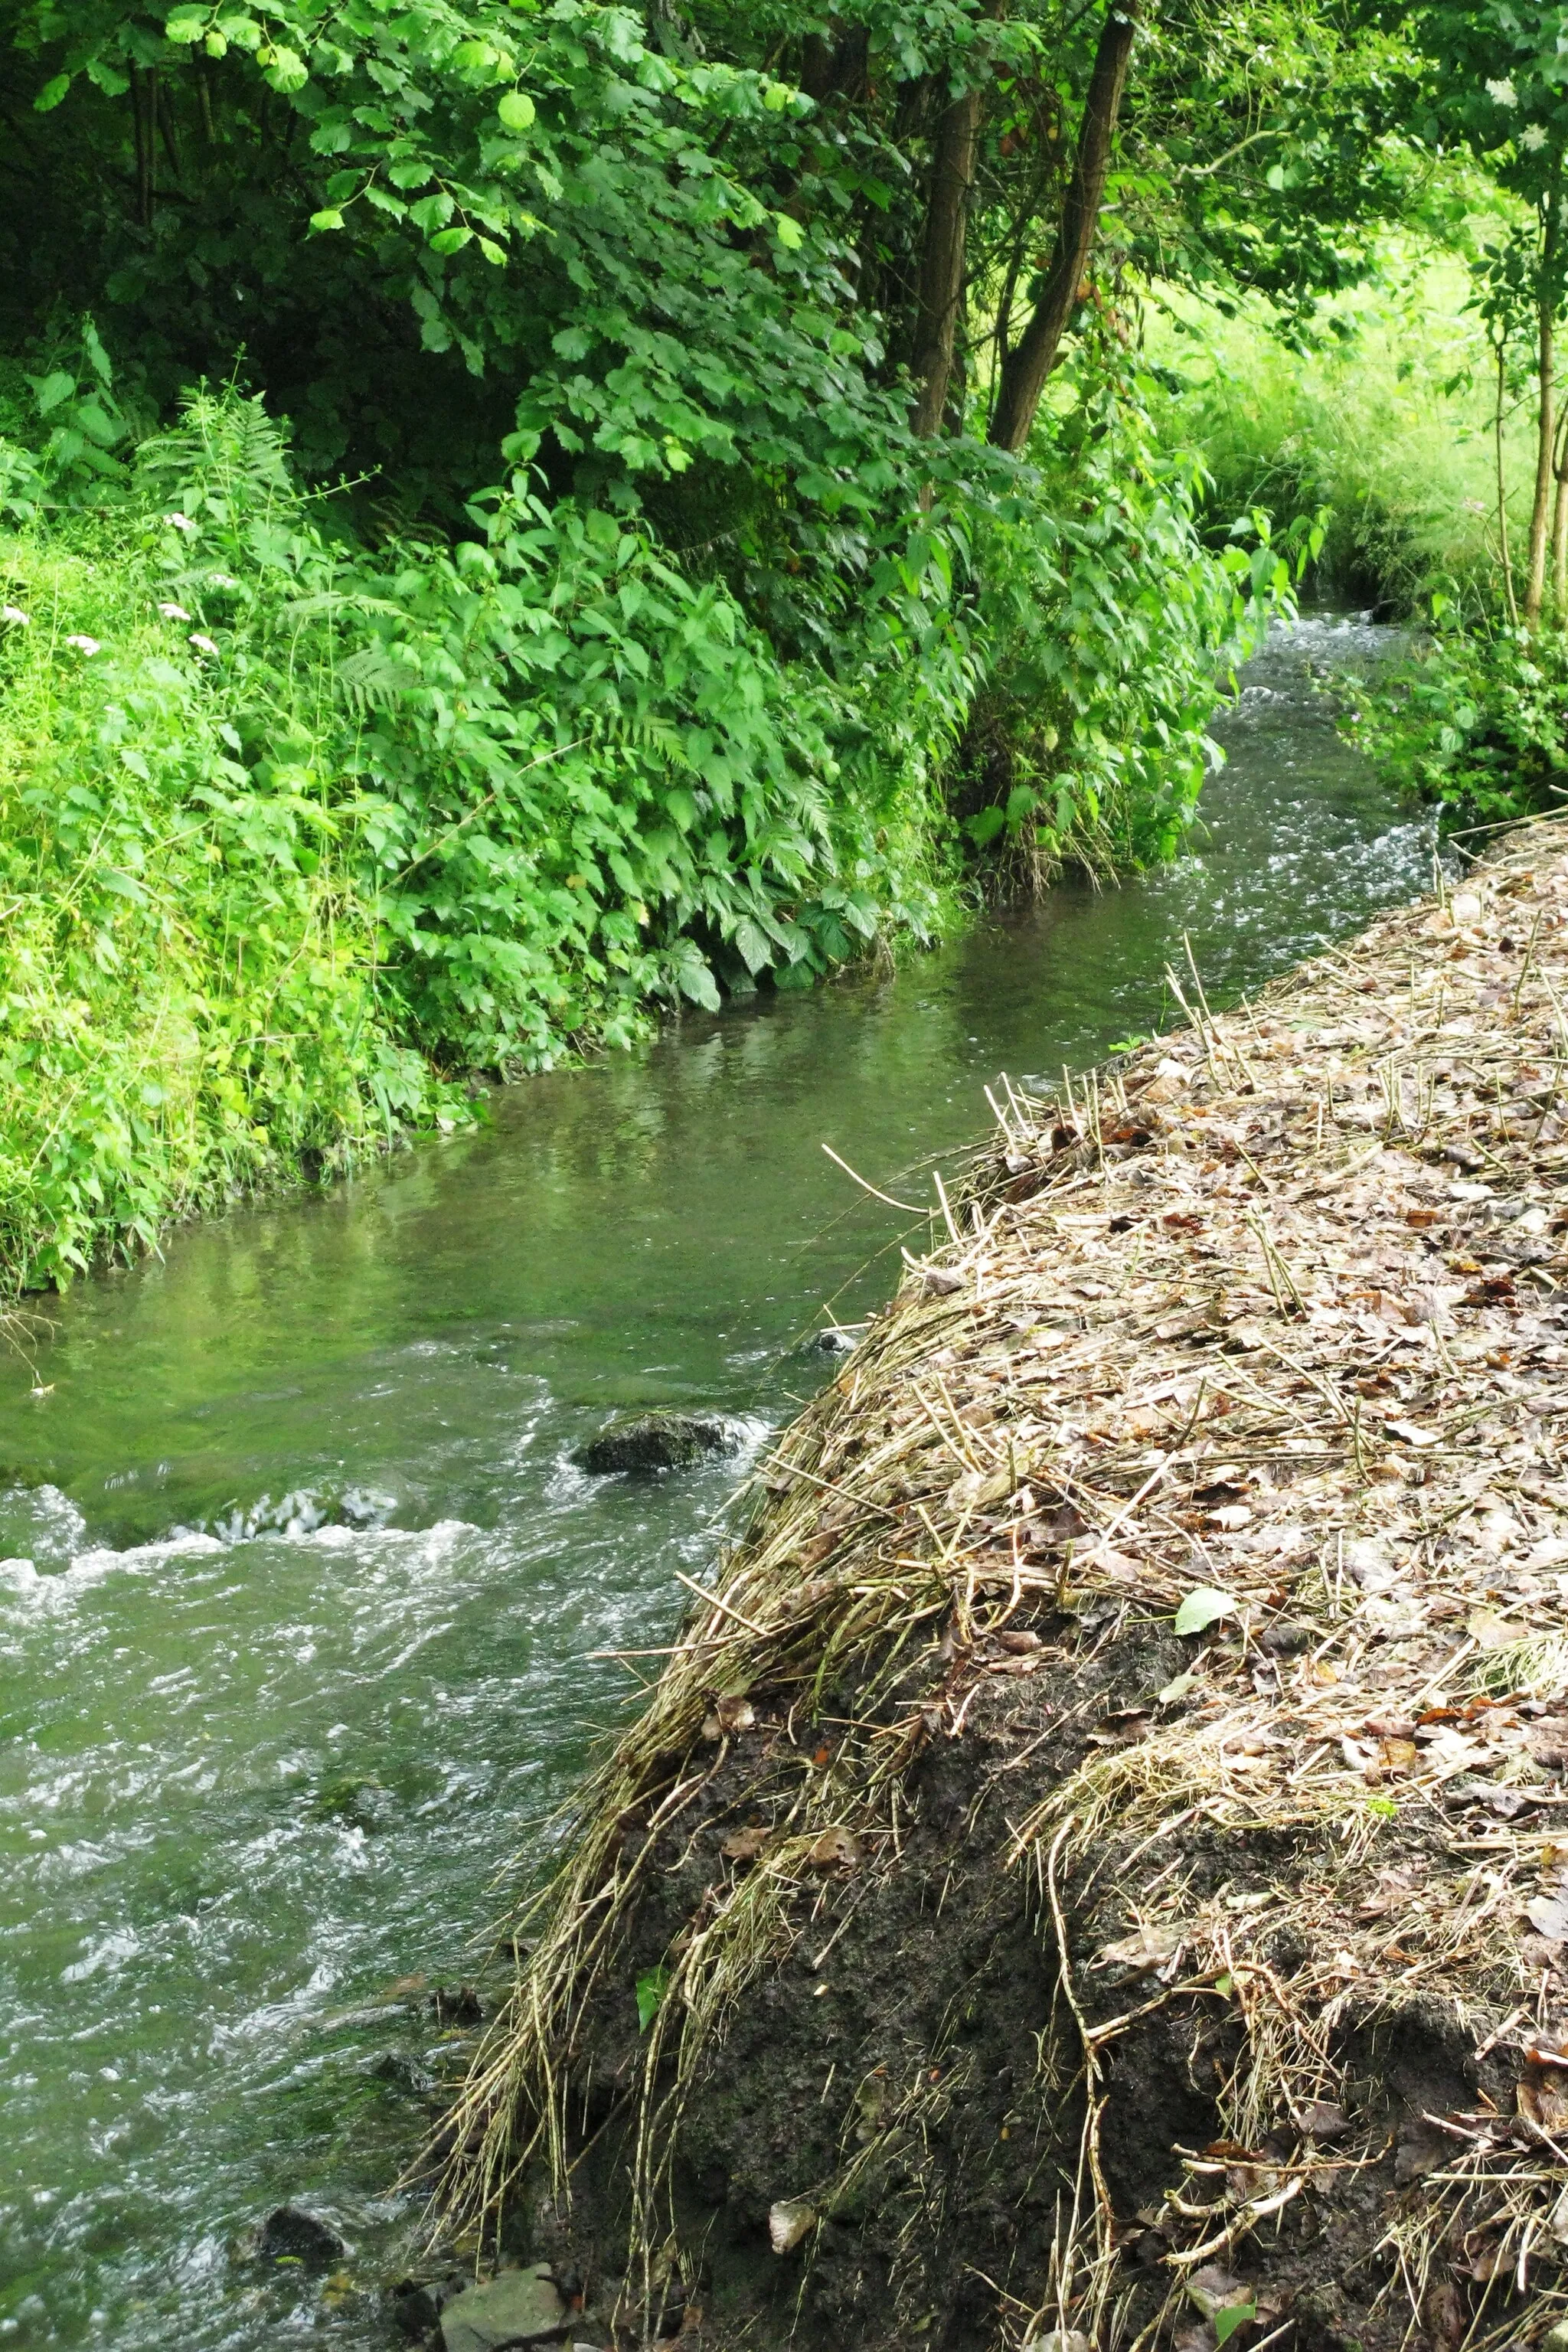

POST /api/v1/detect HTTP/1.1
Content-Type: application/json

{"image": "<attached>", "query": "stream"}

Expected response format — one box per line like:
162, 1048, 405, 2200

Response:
0, 616, 1439, 2348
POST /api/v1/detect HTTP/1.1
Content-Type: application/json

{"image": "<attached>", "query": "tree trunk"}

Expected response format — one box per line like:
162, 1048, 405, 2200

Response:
1496, 333, 1520, 629
800, 28, 869, 106
911, 82, 984, 438
130, 67, 155, 227
1526, 205, 1560, 628
987, 0, 1138, 453
1551, 407, 1568, 618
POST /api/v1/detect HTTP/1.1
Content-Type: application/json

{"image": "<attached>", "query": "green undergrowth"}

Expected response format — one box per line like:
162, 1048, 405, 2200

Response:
0, 371, 1280, 1296
1344, 619, 1568, 827
1148, 260, 1515, 616
1146, 264, 1568, 838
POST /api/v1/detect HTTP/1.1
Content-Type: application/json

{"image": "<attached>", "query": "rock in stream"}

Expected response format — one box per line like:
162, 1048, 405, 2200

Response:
573, 1412, 730, 1475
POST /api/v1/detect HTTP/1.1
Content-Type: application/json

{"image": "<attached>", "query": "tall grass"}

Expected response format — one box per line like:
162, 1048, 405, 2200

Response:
1146, 256, 1523, 615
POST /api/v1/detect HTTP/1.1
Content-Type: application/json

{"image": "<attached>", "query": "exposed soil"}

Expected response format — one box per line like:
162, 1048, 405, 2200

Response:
432, 821, 1568, 2352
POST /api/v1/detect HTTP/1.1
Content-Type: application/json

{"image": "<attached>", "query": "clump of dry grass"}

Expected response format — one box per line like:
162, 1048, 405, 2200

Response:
438, 815, 1568, 2352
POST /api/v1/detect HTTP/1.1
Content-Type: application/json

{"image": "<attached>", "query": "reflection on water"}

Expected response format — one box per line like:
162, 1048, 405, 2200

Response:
0, 616, 1438, 2346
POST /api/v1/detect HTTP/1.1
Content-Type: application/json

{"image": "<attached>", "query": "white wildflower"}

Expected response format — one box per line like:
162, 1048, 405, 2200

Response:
64, 635, 101, 655
1, 604, 28, 626
158, 602, 191, 622
205, 572, 239, 590
1523, 122, 1549, 150
188, 632, 220, 656
162, 511, 197, 533
1488, 77, 1518, 106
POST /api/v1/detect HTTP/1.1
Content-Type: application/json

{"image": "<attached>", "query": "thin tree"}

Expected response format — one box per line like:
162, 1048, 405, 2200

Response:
911, 78, 986, 437
1524, 163, 1562, 626
987, 0, 1139, 452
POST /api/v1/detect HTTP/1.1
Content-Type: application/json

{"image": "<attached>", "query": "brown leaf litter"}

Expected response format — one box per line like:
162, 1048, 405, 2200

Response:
433, 823, 1568, 2352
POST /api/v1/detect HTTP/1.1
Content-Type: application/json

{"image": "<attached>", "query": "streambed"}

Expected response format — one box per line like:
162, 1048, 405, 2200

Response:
0, 616, 1438, 2347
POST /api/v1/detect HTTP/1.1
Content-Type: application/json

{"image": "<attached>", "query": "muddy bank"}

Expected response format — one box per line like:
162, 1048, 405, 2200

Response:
433, 819, 1568, 2352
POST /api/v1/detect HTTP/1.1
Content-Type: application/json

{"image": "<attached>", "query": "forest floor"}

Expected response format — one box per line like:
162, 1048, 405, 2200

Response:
426, 815, 1568, 2352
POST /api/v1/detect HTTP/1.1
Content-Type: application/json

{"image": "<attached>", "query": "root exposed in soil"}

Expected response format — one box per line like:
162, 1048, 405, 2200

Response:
437, 820, 1568, 2352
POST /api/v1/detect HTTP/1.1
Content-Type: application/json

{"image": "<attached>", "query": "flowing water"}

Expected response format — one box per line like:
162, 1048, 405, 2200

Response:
0, 616, 1438, 2347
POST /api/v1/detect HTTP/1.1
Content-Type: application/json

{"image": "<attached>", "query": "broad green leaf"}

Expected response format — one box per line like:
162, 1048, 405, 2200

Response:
72, 400, 121, 448
478, 237, 507, 266
675, 950, 720, 1010
165, 8, 208, 41
309, 207, 345, 233
262, 44, 307, 92
1214, 2305, 1256, 2348
1173, 1587, 1236, 1637
635, 1965, 669, 2032
28, 371, 76, 416
429, 227, 474, 255
34, 73, 71, 111
773, 212, 805, 250
733, 917, 771, 974
497, 90, 535, 132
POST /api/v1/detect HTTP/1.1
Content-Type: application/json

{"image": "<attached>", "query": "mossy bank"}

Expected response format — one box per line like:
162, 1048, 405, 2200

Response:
426, 818, 1568, 2352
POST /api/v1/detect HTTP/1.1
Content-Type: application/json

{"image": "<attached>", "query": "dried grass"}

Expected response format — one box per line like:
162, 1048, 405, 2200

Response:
437, 815, 1568, 2350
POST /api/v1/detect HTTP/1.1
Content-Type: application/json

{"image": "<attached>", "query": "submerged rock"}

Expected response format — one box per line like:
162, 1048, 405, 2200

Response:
195, 1484, 394, 1544
310, 1773, 397, 1831
389, 2274, 471, 2339
810, 1324, 863, 1355
256, 2203, 348, 2268
439, 2263, 568, 2350
573, 1411, 729, 1475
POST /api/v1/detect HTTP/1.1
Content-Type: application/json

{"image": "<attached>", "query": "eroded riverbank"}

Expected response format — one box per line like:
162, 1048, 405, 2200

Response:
0, 616, 1442, 2348
445, 820, 1568, 2352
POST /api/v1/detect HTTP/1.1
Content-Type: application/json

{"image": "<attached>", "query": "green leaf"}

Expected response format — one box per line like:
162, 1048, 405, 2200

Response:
1214, 2305, 1256, 2348
262, 44, 307, 92
635, 1965, 670, 2032
309, 207, 345, 233
773, 212, 805, 250
733, 917, 772, 974
34, 72, 71, 111
497, 89, 535, 132
428, 226, 474, 255
28, 371, 76, 417
675, 949, 720, 1010
1173, 1586, 1236, 1637
165, 7, 208, 40
477, 237, 507, 266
